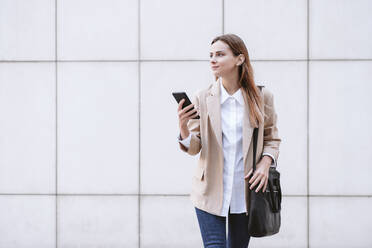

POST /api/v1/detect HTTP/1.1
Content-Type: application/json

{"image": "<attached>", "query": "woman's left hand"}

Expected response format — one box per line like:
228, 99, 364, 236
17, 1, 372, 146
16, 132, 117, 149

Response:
244, 156, 272, 193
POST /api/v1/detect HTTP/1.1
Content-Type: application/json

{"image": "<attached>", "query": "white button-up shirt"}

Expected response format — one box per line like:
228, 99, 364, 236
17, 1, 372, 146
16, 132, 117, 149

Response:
178, 81, 276, 217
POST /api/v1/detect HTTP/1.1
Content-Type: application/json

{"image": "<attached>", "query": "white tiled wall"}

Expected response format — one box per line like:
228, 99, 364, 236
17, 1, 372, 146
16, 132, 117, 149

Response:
0, 0, 371, 247
225, 0, 308, 60
140, 0, 222, 59
57, 62, 139, 194
309, 61, 372, 196
0, 63, 56, 194
0, 0, 55, 60
309, 0, 372, 59
57, 0, 138, 60
140, 196, 202, 248
58, 196, 138, 247
0, 196, 56, 247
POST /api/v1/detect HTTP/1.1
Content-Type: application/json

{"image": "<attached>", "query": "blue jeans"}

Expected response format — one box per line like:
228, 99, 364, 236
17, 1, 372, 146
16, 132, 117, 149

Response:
195, 206, 251, 248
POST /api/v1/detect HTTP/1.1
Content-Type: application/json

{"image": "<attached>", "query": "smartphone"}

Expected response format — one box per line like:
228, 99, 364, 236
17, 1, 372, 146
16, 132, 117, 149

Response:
172, 92, 200, 119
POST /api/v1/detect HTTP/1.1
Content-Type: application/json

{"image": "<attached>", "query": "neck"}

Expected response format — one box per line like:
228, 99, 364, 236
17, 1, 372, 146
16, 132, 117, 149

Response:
220, 72, 240, 95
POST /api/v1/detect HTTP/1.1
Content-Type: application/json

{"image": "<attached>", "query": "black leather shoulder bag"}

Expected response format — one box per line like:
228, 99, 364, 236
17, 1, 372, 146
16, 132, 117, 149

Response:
246, 86, 282, 237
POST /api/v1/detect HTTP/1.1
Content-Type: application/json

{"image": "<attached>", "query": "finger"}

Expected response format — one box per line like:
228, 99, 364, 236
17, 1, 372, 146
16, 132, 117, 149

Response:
180, 103, 195, 114
177, 99, 185, 111
262, 179, 268, 193
185, 108, 198, 118
255, 178, 266, 193
249, 175, 262, 190
244, 169, 252, 180
178, 106, 195, 119
180, 109, 197, 122
190, 111, 199, 119
248, 171, 259, 184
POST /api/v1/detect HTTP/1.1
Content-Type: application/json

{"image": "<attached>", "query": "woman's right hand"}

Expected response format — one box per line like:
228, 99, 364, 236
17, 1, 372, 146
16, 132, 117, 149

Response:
177, 99, 199, 140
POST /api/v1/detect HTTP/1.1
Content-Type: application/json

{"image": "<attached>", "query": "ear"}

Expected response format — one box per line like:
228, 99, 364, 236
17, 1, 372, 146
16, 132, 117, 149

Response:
236, 54, 245, 66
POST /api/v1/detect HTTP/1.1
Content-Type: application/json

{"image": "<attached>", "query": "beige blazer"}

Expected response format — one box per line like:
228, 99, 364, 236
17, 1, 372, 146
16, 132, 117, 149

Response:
179, 79, 281, 216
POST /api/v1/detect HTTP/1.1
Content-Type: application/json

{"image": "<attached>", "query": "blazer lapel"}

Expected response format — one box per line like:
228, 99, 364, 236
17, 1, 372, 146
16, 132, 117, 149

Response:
206, 80, 223, 148
206, 79, 254, 165
242, 89, 254, 167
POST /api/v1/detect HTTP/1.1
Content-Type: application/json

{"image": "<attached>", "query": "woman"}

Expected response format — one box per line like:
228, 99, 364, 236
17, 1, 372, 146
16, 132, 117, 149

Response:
177, 34, 281, 248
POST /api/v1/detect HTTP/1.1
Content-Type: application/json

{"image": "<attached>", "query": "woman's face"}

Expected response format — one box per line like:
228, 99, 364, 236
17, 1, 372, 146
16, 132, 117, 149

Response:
209, 40, 241, 78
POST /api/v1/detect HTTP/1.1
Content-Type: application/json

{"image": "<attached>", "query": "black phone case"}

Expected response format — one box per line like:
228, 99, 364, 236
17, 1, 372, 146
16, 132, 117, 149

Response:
172, 92, 200, 119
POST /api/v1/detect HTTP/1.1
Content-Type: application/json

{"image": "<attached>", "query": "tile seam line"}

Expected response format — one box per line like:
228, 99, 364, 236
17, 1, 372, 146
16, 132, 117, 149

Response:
1, 59, 372, 62
55, 0, 58, 248
307, 0, 310, 247
138, 0, 141, 247
222, 0, 224, 34
0, 194, 371, 197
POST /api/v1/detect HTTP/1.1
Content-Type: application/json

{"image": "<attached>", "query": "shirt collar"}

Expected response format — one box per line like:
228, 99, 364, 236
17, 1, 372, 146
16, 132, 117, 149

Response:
220, 79, 245, 106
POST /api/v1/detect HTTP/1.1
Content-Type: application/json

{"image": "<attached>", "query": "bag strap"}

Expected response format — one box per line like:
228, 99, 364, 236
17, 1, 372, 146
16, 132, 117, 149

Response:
252, 128, 258, 172
252, 85, 264, 173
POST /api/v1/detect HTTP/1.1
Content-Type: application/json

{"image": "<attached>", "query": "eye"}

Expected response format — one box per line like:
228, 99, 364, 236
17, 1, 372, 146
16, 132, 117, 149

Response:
209, 53, 223, 58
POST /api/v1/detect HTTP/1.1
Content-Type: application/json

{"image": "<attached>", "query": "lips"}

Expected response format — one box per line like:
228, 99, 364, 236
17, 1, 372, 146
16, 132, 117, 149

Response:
211, 66, 219, 70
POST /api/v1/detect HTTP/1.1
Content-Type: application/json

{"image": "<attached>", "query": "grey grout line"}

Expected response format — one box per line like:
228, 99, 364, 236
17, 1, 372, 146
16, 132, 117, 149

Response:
305, 58, 372, 61
55, 0, 58, 247
0, 193, 371, 197
222, 0, 225, 233
138, 0, 141, 247
222, 0, 224, 34
307, 0, 310, 247
1, 58, 372, 63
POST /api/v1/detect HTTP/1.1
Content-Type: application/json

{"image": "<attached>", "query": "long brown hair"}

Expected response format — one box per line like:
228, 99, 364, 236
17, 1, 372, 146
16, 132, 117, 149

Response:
211, 34, 263, 127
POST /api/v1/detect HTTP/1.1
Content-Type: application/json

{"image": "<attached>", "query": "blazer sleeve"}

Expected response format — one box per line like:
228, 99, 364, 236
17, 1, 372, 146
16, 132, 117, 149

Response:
262, 89, 281, 162
178, 93, 202, 156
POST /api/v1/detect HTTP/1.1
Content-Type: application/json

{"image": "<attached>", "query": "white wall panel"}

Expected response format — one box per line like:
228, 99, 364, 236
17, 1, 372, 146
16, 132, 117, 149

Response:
0, 0, 55, 60
310, 0, 372, 59
140, 0, 222, 59
0, 196, 56, 247
225, 0, 307, 60
309, 61, 372, 195
0, 63, 55, 193
58, 62, 139, 194
58, 0, 138, 60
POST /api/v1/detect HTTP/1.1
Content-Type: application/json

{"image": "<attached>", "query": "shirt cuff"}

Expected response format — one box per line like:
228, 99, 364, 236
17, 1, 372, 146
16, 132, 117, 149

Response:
178, 133, 192, 149
262, 152, 277, 168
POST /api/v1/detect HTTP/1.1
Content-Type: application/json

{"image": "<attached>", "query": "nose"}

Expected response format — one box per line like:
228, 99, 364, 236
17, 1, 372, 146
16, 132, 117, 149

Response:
209, 54, 217, 62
